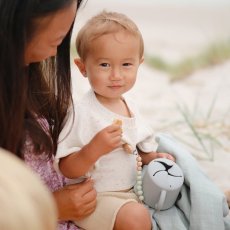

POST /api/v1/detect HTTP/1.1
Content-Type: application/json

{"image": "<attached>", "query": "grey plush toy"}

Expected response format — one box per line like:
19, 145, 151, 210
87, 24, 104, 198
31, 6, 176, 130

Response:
137, 157, 184, 211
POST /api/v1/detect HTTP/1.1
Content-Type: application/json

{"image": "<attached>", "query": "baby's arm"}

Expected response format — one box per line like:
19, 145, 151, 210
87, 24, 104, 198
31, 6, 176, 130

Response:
138, 148, 175, 165
59, 123, 122, 179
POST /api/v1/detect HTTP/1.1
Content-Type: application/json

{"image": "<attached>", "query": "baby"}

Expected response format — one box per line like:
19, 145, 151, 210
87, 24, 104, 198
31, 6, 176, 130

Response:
55, 11, 174, 230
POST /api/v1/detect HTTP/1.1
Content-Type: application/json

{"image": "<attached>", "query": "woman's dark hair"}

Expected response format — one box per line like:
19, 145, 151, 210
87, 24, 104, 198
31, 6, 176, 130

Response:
0, 0, 83, 158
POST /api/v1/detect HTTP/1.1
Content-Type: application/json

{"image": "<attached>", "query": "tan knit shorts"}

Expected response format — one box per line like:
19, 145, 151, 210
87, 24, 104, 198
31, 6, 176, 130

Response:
75, 190, 139, 230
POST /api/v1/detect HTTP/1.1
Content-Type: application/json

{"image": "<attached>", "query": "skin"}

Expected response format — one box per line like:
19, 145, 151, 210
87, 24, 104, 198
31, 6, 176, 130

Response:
24, 1, 97, 221
53, 179, 96, 221
76, 31, 143, 116
60, 29, 175, 229
25, 2, 76, 64
81, 32, 141, 105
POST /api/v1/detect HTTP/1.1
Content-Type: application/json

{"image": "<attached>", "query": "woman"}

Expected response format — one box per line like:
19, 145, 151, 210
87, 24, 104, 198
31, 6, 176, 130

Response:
0, 0, 97, 229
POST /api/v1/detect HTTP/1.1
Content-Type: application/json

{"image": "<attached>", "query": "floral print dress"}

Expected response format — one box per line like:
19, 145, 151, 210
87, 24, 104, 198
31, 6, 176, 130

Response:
24, 148, 79, 230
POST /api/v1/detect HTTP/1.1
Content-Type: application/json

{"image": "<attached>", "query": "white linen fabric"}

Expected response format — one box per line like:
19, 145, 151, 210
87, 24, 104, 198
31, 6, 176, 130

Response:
55, 90, 155, 192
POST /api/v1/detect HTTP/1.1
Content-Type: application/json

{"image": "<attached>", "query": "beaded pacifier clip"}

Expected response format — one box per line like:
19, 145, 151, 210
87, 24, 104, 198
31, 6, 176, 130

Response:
113, 119, 144, 201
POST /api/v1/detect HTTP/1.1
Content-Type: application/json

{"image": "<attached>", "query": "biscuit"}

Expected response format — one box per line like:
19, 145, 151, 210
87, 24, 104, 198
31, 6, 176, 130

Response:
113, 119, 122, 126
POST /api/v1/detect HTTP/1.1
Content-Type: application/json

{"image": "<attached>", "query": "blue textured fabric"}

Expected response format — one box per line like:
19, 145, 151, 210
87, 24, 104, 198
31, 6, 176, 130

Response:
141, 133, 230, 230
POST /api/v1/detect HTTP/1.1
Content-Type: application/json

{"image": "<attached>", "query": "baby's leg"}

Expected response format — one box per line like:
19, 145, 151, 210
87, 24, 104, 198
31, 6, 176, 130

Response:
114, 202, 152, 230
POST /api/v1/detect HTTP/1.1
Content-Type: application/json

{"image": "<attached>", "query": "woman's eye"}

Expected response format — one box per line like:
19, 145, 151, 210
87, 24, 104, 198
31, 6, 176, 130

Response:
100, 63, 110, 67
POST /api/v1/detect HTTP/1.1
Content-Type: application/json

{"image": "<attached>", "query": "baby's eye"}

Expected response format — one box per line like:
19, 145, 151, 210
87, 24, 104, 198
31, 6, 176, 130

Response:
123, 63, 132, 67
100, 63, 110, 67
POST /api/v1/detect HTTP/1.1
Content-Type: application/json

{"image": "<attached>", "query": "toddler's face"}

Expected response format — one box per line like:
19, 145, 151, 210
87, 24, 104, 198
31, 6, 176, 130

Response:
82, 30, 143, 102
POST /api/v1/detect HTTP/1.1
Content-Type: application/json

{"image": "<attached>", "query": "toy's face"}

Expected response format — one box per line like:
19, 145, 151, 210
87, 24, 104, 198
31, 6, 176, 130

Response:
148, 158, 184, 190
141, 158, 184, 210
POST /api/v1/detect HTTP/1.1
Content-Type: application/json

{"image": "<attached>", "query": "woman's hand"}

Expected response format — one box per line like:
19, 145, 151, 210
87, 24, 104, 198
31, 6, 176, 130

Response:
53, 178, 97, 221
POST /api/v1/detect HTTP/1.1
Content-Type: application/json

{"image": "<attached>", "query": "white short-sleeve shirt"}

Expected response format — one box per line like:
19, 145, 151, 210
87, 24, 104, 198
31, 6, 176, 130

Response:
55, 90, 155, 192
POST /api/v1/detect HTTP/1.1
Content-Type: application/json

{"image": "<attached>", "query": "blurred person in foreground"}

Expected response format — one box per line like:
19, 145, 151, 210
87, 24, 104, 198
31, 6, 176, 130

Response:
0, 148, 57, 230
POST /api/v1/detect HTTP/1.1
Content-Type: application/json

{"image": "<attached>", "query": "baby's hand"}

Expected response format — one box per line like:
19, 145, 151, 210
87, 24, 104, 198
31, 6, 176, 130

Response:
155, 152, 175, 162
139, 151, 176, 165
89, 123, 122, 157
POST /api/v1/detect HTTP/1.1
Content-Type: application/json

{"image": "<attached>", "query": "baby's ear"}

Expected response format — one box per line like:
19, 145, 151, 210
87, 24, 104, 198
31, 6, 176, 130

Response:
74, 58, 87, 77
140, 56, 144, 64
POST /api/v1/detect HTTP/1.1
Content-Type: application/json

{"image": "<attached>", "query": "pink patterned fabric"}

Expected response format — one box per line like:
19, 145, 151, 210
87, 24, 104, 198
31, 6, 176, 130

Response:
24, 144, 79, 230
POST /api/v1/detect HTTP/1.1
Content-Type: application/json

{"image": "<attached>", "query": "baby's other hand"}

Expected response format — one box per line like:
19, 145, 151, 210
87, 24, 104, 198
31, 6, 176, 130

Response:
155, 152, 175, 162
139, 151, 176, 165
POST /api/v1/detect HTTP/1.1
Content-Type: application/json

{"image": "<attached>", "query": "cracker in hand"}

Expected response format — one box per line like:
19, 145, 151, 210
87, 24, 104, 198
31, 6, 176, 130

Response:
113, 119, 122, 126
113, 119, 133, 154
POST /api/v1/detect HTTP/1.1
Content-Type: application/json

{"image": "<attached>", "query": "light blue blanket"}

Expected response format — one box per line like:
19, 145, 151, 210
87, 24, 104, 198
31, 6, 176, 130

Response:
147, 133, 230, 230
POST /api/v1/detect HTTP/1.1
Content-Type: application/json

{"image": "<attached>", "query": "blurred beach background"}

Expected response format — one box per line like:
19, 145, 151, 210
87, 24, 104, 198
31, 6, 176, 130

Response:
71, 0, 230, 193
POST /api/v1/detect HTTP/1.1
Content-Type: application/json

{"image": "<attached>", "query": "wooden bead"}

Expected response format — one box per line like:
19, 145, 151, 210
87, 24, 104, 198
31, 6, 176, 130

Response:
122, 143, 133, 154
136, 156, 142, 162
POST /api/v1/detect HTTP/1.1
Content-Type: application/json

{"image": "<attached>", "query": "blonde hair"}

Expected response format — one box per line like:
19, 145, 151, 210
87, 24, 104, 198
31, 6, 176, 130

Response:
0, 148, 57, 230
76, 10, 144, 61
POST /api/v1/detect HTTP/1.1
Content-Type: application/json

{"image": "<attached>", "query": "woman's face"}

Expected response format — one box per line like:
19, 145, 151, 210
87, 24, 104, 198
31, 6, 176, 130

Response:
24, 2, 77, 64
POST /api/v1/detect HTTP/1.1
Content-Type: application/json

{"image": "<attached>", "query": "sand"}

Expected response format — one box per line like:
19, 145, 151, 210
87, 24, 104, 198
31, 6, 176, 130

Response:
71, 1, 230, 193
